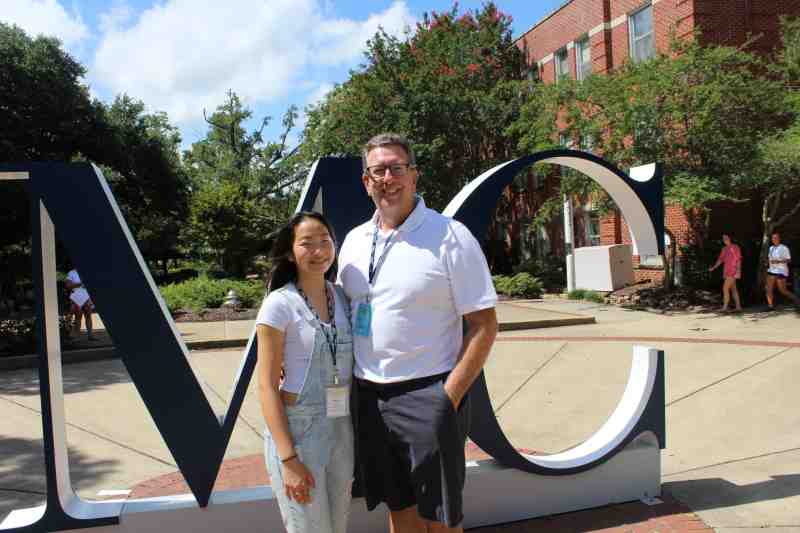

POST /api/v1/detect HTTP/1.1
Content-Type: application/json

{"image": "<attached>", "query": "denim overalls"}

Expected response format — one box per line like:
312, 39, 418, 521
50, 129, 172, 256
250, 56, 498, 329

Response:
264, 285, 355, 533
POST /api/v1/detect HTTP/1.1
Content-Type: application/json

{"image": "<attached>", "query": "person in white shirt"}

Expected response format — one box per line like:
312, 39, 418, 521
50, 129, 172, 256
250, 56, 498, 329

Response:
766, 231, 799, 310
255, 212, 355, 533
65, 269, 96, 340
338, 133, 498, 533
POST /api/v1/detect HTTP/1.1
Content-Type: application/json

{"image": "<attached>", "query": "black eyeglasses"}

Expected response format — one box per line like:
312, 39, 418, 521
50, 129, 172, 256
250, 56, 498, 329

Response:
365, 163, 415, 181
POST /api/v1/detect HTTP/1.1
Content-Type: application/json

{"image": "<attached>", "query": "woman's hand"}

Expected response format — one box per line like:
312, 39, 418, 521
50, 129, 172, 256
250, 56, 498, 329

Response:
282, 457, 316, 504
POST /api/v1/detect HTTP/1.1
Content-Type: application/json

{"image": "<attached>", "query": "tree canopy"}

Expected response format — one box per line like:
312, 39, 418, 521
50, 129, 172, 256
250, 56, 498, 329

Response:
182, 91, 301, 277
0, 23, 188, 287
301, 2, 527, 211
512, 34, 789, 215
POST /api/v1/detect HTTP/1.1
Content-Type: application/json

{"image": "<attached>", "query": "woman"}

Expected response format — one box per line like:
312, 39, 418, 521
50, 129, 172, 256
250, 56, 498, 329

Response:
766, 231, 799, 310
255, 212, 354, 533
64, 267, 96, 339
709, 233, 742, 312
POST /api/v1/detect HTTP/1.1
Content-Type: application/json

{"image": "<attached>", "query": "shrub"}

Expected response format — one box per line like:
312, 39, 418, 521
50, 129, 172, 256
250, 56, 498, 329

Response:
493, 273, 543, 299
159, 276, 266, 313
568, 288, 606, 303
513, 255, 566, 292
567, 288, 587, 300
584, 290, 606, 303
0, 317, 71, 357
492, 275, 511, 295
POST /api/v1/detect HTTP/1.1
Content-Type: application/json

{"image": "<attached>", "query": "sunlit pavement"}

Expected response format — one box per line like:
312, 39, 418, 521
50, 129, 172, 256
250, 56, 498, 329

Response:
2, 299, 799, 531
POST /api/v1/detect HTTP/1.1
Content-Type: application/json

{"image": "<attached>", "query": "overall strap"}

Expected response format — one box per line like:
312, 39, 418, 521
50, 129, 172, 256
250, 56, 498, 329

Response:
334, 285, 352, 327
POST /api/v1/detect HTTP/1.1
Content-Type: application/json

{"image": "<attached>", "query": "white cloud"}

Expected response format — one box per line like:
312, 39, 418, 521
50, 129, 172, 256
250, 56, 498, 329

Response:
314, 2, 415, 65
1, 0, 88, 46
307, 83, 334, 107
92, 0, 415, 125
98, 0, 134, 34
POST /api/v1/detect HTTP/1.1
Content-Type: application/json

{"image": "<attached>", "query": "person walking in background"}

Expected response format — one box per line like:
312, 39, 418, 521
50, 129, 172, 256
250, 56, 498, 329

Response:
64, 268, 96, 340
766, 231, 799, 310
255, 212, 354, 533
709, 233, 742, 313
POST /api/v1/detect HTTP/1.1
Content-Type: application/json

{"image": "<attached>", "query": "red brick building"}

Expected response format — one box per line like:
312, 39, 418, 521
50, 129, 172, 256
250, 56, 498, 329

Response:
512, 0, 800, 284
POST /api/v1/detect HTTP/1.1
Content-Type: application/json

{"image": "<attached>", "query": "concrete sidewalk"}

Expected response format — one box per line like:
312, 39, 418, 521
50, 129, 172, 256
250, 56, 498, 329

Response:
2, 299, 799, 531
0, 300, 595, 369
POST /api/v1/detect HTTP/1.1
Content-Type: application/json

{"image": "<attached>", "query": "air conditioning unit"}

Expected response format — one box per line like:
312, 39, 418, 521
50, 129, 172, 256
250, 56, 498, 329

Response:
570, 244, 634, 291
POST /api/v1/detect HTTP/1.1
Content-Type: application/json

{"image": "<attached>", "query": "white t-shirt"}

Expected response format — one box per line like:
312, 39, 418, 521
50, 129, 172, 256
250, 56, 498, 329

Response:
66, 270, 91, 307
255, 282, 350, 393
338, 197, 497, 383
768, 244, 792, 276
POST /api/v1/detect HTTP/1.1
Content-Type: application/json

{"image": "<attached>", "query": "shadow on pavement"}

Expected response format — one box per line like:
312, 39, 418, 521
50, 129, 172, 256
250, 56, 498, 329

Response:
0, 435, 120, 521
468, 494, 708, 532
0, 358, 132, 397
664, 474, 800, 512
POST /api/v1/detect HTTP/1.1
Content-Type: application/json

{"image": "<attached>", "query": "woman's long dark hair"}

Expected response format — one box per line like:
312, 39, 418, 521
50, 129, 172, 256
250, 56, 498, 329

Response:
267, 212, 338, 292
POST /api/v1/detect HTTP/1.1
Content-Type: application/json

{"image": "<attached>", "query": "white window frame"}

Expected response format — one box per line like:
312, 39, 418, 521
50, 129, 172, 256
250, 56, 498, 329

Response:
584, 208, 602, 247
628, 3, 655, 63
555, 47, 569, 82
576, 36, 592, 81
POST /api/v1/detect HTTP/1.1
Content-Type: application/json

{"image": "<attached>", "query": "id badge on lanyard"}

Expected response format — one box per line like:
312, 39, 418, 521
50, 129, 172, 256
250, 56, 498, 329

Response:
353, 301, 372, 336
354, 225, 394, 337
326, 382, 350, 418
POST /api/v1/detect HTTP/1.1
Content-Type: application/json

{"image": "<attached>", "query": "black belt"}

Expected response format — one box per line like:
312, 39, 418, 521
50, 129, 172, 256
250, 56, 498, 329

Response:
355, 371, 449, 394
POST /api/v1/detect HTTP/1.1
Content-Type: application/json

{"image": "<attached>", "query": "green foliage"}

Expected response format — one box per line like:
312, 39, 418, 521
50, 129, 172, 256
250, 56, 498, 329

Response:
568, 288, 606, 303
492, 275, 511, 295
584, 290, 606, 304
182, 91, 300, 276
0, 317, 70, 357
0, 23, 189, 291
492, 273, 543, 299
159, 276, 266, 313
679, 243, 720, 291
300, 3, 527, 212
512, 33, 789, 212
567, 288, 586, 300
513, 255, 566, 291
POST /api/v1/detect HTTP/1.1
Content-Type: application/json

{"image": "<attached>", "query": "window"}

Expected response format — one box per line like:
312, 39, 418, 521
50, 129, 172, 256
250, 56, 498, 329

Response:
527, 65, 540, 84
576, 36, 592, 81
629, 4, 655, 63
579, 134, 594, 153
555, 47, 569, 82
585, 210, 602, 246
535, 226, 551, 258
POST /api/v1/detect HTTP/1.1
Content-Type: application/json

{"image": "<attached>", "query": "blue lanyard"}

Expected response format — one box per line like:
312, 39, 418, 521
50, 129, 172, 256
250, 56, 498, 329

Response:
368, 224, 396, 286
296, 283, 339, 381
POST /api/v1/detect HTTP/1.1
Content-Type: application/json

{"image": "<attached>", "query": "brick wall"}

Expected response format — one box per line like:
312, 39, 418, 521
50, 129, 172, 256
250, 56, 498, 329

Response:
517, 0, 800, 81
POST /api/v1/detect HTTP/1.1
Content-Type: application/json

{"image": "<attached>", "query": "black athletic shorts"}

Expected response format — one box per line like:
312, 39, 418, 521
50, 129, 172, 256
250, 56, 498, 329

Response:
353, 371, 471, 527
767, 272, 788, 279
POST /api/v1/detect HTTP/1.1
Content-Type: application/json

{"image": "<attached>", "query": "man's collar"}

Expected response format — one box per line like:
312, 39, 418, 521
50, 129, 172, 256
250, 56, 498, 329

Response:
366, 195, 427, 234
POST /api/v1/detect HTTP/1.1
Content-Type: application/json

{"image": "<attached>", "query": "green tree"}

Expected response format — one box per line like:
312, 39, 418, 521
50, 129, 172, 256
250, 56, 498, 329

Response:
0, 23, 190, 288
98, 95, 190, 277
512, 33, 791, 288
754, 16, 800, 290
182, 91, 301, 276
301, 3, 528, 211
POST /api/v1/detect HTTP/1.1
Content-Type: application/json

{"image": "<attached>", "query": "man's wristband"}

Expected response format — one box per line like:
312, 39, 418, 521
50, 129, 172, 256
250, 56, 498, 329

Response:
281, 452, 298, 463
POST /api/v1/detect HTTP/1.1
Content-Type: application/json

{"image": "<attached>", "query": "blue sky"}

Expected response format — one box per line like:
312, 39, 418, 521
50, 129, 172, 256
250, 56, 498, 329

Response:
3, 0, 565, 149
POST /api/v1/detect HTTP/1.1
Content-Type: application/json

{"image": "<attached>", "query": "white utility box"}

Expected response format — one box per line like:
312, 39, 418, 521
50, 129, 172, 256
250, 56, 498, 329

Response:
571, 244, 634, 291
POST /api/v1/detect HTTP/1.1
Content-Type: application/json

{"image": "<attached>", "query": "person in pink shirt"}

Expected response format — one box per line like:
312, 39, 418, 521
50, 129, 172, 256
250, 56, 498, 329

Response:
709, 233, 743, 312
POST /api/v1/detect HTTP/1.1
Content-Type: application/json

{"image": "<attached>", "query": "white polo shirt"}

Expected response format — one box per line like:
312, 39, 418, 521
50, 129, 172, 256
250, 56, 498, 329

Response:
338, 197, 497, 383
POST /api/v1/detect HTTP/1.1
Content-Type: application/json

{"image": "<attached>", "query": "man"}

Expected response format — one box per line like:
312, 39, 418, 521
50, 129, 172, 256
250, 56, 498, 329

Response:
338, 133, 498, 532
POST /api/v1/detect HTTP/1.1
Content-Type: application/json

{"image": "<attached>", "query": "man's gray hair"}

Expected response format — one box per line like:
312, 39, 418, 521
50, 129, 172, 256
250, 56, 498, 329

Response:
362, 133, 416, 172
